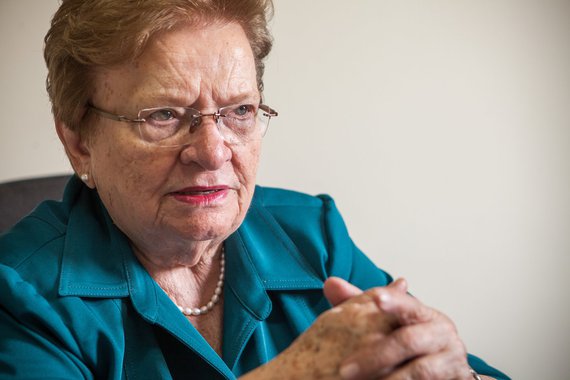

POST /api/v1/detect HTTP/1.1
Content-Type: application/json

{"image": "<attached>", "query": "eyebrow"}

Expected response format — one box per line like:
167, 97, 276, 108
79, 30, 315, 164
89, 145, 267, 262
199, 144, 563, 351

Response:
138, 92, 261, 110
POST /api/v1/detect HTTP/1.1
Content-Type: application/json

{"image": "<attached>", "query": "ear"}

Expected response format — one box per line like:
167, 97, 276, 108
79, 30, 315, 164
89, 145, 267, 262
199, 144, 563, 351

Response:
55, 119, 95, 189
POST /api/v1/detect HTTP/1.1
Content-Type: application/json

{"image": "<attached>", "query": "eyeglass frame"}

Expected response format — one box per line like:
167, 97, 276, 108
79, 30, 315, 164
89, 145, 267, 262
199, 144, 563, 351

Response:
87, 102, 278, 147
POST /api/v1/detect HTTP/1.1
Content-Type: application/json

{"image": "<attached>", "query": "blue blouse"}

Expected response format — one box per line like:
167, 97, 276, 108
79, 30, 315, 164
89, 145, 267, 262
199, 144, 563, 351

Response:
0, 177, 509, 379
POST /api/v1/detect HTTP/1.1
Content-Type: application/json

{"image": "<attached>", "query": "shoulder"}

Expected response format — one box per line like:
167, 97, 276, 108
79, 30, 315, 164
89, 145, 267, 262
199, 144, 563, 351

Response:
248, 185, 392, 288
0, 177, 83, 294
252, 185, 339, 216
253, 185, 346, 230
250, 185, 343, 237
0, 200, 70, 333
247, 186, 350, 277
0, 200, 68, 269
0, 176, 87, 268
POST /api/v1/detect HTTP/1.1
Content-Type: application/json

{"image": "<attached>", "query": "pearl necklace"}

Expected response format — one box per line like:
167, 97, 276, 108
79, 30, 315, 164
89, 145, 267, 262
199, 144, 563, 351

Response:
177, 247, 225, 317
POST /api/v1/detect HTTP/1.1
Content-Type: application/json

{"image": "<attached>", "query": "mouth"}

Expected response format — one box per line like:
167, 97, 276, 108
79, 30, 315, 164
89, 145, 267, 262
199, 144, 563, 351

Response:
170, 186, 230, 205
174, 188, 225, 196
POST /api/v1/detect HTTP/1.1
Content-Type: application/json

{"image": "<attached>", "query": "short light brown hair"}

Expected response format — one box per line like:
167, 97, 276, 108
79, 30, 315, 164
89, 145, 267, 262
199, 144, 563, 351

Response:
44, 0, 274, 134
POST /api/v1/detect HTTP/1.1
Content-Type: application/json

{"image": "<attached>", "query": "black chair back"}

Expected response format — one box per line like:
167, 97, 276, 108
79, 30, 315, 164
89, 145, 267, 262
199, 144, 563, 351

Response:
0, 174, 71, 233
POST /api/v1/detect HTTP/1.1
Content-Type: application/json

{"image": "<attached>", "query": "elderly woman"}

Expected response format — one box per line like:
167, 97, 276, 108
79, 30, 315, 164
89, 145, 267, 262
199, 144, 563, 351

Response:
0, 1, 509, 379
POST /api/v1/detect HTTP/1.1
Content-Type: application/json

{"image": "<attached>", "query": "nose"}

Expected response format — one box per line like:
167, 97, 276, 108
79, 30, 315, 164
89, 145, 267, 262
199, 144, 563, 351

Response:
179, 117, 231, 170
188, 112, 222, 133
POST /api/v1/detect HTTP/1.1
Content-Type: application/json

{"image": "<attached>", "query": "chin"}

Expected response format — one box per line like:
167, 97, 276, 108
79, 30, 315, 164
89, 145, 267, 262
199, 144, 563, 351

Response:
172, 216, 240, 242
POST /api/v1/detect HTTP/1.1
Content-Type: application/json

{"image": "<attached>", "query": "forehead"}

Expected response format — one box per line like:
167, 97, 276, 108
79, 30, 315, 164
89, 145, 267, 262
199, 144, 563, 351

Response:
92, 22, 258, 108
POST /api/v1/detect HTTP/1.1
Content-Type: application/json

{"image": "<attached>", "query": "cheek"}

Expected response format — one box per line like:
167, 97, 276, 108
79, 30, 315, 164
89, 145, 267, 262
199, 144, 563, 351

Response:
89, 134, 167, 200
236, 142, 261, 187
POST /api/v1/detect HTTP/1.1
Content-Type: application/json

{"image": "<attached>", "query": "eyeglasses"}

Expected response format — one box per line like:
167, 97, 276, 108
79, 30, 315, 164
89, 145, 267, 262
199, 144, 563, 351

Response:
88, 102, 278, 147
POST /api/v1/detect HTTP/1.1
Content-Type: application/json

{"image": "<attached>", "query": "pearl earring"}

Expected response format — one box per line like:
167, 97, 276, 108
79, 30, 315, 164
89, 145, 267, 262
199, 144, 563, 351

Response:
80, 173, 89, 182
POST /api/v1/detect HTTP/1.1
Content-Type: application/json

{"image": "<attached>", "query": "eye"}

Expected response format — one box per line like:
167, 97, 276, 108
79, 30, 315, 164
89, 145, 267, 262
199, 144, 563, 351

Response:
229, 104, 255, 118
138, 107, 183, 143
147, 108, 177, 122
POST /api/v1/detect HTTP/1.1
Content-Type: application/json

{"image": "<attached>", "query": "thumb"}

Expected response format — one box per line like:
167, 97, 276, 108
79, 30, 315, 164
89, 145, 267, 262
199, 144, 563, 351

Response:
387, 277, 408, 294
323, 277, 363, 306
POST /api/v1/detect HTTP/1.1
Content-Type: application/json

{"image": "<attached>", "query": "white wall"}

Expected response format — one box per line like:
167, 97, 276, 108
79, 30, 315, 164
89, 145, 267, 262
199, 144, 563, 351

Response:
0, 1, 70, 179
2, 1, 570, 379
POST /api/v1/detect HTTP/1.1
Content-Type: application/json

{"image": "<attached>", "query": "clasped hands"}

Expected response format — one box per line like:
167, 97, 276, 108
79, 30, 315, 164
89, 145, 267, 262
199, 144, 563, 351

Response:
323, 277, 474, 379
244, 277, 478, 379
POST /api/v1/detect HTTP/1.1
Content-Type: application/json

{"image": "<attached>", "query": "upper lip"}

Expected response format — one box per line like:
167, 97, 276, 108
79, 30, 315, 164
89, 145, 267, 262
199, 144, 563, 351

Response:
171, 185, 230, 194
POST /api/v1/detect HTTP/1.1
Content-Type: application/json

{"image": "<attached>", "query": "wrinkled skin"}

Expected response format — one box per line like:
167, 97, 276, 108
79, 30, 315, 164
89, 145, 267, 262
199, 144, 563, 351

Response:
260, 294, 397, 379
242, 278, 492, 380
57, 22, 262, 267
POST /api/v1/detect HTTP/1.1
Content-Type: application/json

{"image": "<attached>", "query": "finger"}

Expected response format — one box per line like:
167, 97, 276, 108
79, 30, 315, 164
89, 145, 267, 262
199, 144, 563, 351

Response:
380, 350, 472, 380
387, 318, 463, 360
371, 288, 435, 326
325, 278, 408, 308
386, 277, 408, 294
323, 277, 363, 306
339, 320, 462, 379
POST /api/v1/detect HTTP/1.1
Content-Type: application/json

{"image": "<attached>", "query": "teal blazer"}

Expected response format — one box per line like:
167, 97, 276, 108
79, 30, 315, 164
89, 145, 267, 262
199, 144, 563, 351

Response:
0, 177, 508, 379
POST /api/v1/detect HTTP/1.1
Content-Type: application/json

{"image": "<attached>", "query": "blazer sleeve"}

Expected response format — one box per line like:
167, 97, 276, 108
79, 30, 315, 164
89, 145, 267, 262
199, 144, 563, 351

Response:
0, 264, 94, 380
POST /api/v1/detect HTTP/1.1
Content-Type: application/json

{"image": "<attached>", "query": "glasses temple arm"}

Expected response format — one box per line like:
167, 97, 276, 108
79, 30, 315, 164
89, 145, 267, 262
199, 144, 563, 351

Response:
259, 104, 278, 117
88, 104, 143, 123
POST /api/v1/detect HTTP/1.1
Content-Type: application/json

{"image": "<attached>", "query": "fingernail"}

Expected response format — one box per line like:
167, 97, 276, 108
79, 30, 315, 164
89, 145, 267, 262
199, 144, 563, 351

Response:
340, 363, 359, 380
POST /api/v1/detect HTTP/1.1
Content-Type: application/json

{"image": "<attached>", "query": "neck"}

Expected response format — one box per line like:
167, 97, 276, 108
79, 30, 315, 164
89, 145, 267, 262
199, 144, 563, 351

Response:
132, 238, 223, 269
133, 242, 225, 312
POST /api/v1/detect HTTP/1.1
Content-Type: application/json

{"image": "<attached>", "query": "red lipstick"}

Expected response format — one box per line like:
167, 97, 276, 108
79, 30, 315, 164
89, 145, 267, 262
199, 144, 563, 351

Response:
171, 185, 230, 205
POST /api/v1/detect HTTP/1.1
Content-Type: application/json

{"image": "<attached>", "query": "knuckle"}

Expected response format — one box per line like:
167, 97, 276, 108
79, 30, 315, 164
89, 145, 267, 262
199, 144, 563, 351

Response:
440, 315, 457, 333
446, 350, 472, 379
394, 326, 429, 355
441, 324, 457, 342
445, 329, 467, 355
411, 358, 435, 380
402, 304, 433, 325
365, 287, 386, 306
316, 307, 336, 324
456, 338, 468, 356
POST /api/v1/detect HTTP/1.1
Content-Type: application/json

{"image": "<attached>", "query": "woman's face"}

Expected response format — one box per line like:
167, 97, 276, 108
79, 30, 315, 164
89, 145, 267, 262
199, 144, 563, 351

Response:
79, 22, 262, 257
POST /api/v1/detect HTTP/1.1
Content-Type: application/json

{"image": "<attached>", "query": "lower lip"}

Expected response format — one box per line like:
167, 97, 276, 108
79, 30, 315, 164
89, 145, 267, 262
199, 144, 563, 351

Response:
171, 189, 229, 206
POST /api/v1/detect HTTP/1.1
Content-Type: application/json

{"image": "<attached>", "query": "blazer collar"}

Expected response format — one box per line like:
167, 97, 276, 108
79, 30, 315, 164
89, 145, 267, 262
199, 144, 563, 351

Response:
58, 180, 324, 311
58, 180, 130, 298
